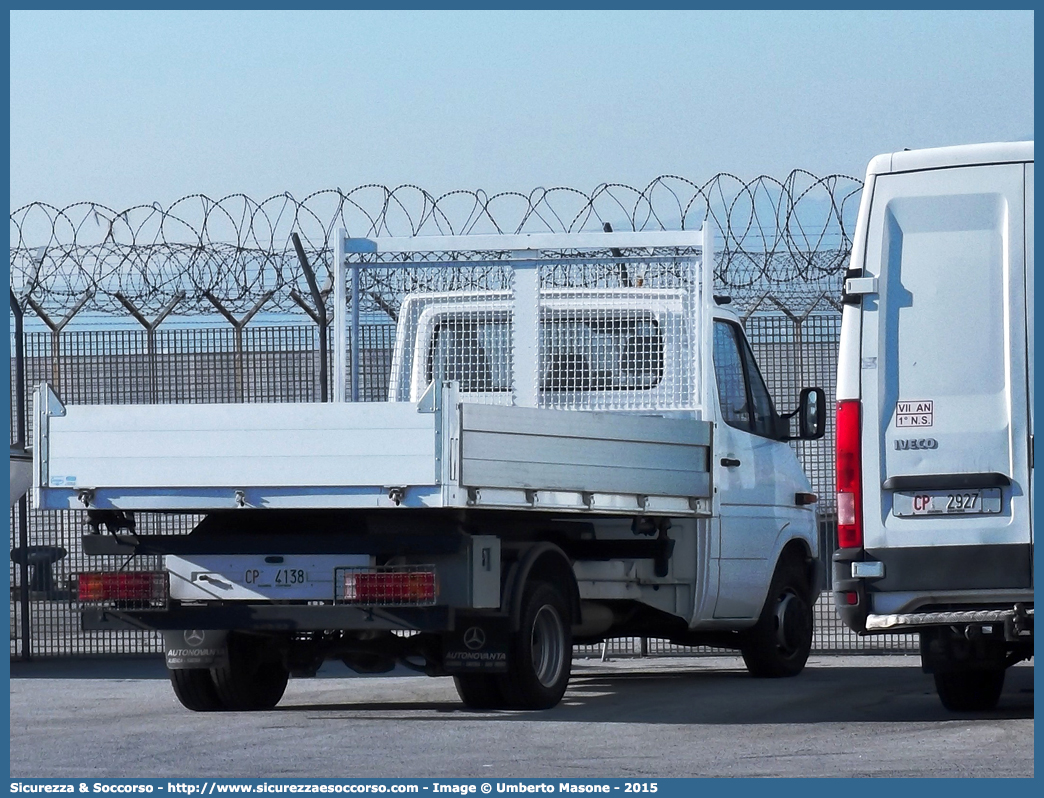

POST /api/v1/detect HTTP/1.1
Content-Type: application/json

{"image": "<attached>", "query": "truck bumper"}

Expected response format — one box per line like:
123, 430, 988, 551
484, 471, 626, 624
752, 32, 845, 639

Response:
82, 603, 455, 633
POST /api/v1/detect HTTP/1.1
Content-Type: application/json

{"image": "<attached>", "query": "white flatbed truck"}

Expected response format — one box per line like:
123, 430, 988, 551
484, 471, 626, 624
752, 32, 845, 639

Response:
33, 226, 825, 711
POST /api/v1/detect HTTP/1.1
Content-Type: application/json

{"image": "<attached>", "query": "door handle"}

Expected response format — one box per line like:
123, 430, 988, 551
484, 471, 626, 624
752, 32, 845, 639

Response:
720, 457, 741, 468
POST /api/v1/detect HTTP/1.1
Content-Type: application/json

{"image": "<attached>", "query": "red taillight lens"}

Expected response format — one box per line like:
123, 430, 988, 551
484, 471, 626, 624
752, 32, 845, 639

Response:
77, 571, 168, 607
340, 568, 437, 606
836, 400, 863, 549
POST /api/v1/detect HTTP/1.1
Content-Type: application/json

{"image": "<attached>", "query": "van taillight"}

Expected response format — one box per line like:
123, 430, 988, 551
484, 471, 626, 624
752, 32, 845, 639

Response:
836, 400, 863, 549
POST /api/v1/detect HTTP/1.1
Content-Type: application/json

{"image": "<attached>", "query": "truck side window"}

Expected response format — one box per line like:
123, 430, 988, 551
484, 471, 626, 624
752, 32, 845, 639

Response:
713, 320, 779, 438
741, 337, 777, 437
712, 322, 751, 429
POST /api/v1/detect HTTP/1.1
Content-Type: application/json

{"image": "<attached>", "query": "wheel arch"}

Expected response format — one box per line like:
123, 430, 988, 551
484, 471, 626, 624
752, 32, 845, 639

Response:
504, 543, 580, 631
776, 536, 817, 596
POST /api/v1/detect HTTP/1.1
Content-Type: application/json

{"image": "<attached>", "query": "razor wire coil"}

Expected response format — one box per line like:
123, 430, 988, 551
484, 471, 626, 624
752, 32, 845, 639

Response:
10, 172, 862, 317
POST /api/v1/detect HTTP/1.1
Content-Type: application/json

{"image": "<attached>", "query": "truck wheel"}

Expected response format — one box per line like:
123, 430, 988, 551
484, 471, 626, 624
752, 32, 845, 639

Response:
498, 581, 572, 710
169, 667, 224, 712
453, 674, 504, 710
210, 633, 289, 711
934, 668, 1005, 712
741, 562, 813, 678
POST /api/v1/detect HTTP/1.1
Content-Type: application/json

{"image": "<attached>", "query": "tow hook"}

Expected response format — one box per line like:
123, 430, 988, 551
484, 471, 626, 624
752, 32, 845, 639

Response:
1006, 603, 1033, 640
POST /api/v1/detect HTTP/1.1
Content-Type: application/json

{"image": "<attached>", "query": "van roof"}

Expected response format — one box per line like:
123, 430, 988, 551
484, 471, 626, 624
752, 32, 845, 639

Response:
867, 140, 1033, 176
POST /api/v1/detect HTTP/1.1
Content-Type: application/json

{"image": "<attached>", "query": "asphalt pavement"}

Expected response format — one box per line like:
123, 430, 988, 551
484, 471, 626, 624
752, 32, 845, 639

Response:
8, 654, 1034, 778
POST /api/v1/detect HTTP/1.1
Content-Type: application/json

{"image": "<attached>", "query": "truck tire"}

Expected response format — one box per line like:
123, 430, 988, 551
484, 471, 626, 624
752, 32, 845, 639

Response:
169, 668, 224, 712
934, 668, 1006, 712
453, 674, 504, 710
741, 561, 813, 678
497, 581, 572, 710
210, 633, 289, 711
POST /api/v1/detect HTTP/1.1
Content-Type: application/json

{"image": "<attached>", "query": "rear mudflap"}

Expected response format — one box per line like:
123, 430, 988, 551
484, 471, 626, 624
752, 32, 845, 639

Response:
441, 615, 510, 674
162, 629, 229, 669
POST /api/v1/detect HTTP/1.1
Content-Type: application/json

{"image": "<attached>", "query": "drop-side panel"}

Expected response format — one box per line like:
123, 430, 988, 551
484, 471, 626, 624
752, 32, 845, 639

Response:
40, 399, 439, 501
459, 403, 711, 498
858, 163, 1031, 584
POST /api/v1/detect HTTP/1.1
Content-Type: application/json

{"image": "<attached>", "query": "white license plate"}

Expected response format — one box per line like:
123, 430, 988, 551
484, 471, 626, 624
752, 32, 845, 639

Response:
892, 488, 1002, 518
167, 554, 370, 601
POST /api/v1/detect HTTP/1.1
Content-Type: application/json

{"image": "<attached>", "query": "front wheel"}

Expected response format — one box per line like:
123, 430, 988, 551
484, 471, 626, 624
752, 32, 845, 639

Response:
741, 561, 813, 678
934, 669, 1005, 712
497, 581, 572, 710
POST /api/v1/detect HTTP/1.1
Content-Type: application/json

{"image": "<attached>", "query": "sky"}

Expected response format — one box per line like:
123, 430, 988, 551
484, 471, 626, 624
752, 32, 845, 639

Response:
8, 10, 1034, 212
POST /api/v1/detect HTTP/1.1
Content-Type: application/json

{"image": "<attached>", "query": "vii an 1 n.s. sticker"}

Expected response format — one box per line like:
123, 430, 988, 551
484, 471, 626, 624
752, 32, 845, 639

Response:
896, 400, 933, 428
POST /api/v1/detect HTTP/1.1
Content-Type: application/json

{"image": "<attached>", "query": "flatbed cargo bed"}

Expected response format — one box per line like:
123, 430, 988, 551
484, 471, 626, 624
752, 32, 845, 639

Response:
33, 382, 712, 517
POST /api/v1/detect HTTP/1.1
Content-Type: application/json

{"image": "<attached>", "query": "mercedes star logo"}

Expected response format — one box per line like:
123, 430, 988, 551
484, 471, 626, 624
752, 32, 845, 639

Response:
463, 626, 486, 650
183, 630, 206, 647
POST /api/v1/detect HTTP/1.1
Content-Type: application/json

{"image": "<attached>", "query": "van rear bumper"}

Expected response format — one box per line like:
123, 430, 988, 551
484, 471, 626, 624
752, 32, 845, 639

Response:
865, 543, 1033, 592
866, 604, 1033, 639
831, 543, 1034, 635
832, 548, 867, 633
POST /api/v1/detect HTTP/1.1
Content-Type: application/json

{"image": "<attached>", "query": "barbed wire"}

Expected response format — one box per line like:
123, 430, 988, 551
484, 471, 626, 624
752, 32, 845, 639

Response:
9, 172, 862, 317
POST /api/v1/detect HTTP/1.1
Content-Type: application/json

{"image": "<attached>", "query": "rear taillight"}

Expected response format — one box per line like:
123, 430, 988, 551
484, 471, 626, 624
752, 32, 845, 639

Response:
77, 571, 168, 609
836, 400, 863, 549
337, 567, 437, 606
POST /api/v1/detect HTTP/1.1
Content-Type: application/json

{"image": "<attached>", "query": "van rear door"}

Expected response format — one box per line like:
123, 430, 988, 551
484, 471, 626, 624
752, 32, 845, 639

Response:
859, 161, 1032, 600
1024, 161, 1033, 549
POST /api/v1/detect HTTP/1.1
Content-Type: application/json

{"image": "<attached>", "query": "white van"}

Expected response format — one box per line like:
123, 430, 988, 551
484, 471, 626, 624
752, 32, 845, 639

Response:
834, 141, 1033, 710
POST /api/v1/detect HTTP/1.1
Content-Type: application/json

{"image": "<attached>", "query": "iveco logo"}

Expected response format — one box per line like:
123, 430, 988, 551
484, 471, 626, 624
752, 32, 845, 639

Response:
463, 626, 486, 650
895, 438, 939, 451
183, 630, 206, 647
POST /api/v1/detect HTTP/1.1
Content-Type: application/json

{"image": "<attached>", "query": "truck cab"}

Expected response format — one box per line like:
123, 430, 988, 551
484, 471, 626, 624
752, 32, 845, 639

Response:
834, 141, 1034, 710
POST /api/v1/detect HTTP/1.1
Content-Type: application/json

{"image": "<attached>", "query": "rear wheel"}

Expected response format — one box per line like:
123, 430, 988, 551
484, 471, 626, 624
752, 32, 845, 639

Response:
210, 632, 289, 711
169, 667, 224, 712
497, 581, 572, 710
934, 668, 1006, 712
741, 561, 813, 678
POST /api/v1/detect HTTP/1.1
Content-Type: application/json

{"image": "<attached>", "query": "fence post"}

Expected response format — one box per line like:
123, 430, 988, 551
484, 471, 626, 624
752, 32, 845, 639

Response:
23, 294, 91, 397
10, 290, 31, 661
204, 291, 276, 402
350, 260, 360, 403
114, 292, 185, 403
289, 234, 331, 403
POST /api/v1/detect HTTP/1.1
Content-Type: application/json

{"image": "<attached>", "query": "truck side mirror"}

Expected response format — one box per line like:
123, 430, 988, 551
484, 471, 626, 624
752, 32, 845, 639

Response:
798, 387, 826, 440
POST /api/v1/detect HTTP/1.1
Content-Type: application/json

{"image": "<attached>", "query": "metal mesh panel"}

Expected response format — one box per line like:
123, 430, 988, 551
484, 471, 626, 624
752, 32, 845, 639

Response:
11, 493, 189, 658
537, 251, 700, 412
353, 325, 396, 401
357, 258, 514, 404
